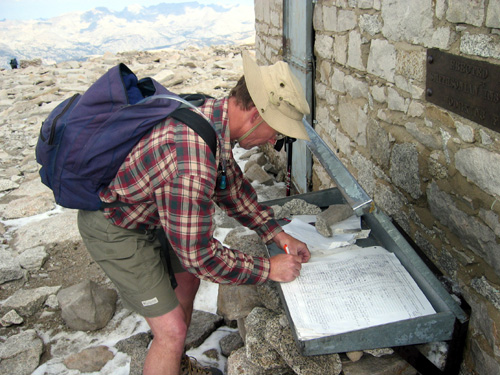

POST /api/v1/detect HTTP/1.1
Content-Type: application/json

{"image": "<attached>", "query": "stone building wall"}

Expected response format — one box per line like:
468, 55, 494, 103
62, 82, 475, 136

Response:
255, 1, 500, 374
255, 0, 284, 64
254, 0, 289, 173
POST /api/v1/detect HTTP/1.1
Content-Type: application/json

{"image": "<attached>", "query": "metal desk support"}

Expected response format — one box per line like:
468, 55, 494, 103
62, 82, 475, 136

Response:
303, 119, 373, 216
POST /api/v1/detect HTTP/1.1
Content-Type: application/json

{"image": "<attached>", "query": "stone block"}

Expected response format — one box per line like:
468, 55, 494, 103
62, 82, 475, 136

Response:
470, 339, 500, 375
316, 204, 354, 237
2, 285, 60, 317
455, 147, 500, 198
427, 182, 500, 274
12, 210, 80, 252
57, 280, 117, 331
389, 143, 422, 199
446, 0, 485, 27
367, 120, 391, 168
265, 313, 342, 375
360, 14, 382, 36
470, 277, 500, 311
346, 71, 371, 99
281, 198, 322, 216
223, 228, 267, 256
256, 280, 283, 313
0, 329, 43, 375
367, 39, 396, 83
404, 122, 441, 150
460, 33, 500, 59
115, 332, 152, 375
218, 284, 263, 321
313, 3, 323, 30
245, 164, 274, 186
18, 246, 49, 270
64, 346, 114, 373
185, 310, 224, 349
227, 347, 294, 375
486, 0, 500, 28
338, 9, 357, 32
220, 331, 244, 357
315, 34, 334, 60
339, 99, 368, 146
381, 0, 433, 44
248, 152, 268, 167
245, 307, 288, 369
0, 309, 23, 327
0, 249, 24, 284
343, 352, 417, 375
323, 6, 338, 32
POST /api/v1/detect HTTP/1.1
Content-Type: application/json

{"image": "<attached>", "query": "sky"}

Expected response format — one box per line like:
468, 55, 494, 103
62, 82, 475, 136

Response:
0, 0, 253, 20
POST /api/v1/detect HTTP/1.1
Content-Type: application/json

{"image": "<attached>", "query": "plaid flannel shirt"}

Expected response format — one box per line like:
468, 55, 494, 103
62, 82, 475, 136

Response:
99, 98, 282, 285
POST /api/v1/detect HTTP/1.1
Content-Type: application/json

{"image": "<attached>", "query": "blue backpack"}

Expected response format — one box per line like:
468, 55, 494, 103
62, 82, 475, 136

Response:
36, 63, 217, 211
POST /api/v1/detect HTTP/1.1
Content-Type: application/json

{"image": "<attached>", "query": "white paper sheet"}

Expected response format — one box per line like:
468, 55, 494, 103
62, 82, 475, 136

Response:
282, 216, 363, 252
280, 245, 436, 340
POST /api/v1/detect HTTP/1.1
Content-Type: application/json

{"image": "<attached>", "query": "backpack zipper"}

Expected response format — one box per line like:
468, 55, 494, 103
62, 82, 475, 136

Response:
46, 94, 79, 145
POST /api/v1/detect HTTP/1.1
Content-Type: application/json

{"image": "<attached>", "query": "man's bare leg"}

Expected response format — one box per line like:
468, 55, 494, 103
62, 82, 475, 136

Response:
143, 304, 187, 375
175, 271, 200, 328
143, 272, 200, 375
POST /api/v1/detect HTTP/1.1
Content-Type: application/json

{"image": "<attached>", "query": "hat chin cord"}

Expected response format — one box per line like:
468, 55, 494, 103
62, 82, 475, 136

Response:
236, 118, 265, 143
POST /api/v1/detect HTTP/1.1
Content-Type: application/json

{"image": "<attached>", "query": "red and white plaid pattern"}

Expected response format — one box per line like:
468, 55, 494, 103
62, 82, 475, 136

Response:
100, 98, 280, 284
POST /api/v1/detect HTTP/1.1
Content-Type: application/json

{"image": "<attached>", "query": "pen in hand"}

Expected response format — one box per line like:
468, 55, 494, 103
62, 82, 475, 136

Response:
284, 244, 290, 254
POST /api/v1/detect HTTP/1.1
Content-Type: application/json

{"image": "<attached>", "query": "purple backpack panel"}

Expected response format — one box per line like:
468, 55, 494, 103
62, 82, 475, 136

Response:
36, 63, 188, 210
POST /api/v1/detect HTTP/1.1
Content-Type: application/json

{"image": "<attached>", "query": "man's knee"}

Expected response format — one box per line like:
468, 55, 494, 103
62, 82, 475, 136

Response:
146, 304, 188, 342
173, 273, 200, 310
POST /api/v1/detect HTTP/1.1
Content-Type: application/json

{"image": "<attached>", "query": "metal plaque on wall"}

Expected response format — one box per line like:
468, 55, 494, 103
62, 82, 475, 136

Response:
426, 48, 500, 133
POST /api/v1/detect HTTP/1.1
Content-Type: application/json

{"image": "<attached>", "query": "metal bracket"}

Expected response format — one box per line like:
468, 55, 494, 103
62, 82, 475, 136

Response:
303, 119, 373, 215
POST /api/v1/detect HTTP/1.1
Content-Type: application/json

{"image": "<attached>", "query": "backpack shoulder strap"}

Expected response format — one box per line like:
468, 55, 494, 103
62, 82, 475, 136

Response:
169, 108, 217, 157
137, 93, 217, 158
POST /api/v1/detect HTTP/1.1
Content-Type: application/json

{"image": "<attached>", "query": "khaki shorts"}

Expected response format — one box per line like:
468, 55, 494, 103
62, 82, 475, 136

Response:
77, 209, 185, 317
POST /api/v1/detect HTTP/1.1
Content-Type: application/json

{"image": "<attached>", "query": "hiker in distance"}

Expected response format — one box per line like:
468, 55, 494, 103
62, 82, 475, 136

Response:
77, 51, 311, 375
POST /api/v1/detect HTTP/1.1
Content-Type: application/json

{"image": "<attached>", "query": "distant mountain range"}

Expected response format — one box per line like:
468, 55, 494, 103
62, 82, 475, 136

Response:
0, 2, 255, 69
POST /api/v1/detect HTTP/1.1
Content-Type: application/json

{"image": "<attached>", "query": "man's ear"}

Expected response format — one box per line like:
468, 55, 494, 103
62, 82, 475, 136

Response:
250, 107, 260, 123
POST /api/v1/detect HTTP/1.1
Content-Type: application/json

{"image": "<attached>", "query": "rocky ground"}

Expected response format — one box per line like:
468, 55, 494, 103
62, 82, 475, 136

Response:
0, 44, 266, 374
0, 43, 255, 307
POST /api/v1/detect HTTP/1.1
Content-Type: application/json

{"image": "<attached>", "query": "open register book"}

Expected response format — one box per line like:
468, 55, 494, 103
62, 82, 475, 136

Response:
281, 217, 436, 341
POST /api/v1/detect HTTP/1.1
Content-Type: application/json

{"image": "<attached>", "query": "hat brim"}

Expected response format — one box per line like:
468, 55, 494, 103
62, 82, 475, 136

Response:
242, 52, 310, 140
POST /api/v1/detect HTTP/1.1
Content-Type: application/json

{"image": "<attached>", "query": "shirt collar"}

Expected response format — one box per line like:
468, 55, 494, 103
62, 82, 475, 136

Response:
201, 97, 232, 162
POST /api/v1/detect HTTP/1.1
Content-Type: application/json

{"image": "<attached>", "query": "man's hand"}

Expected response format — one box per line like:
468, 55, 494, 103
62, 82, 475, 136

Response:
266, 231, 311, 282
272, 231, 311, 263
268, 254, 303, 282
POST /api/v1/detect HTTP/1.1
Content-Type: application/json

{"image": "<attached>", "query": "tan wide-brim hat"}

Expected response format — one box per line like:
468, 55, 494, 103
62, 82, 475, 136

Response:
242, 51, 310, 140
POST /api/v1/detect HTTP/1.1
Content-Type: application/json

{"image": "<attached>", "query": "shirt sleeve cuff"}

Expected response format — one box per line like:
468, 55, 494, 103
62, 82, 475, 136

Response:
256, 218, 283, 244
250, 256, 271, 284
